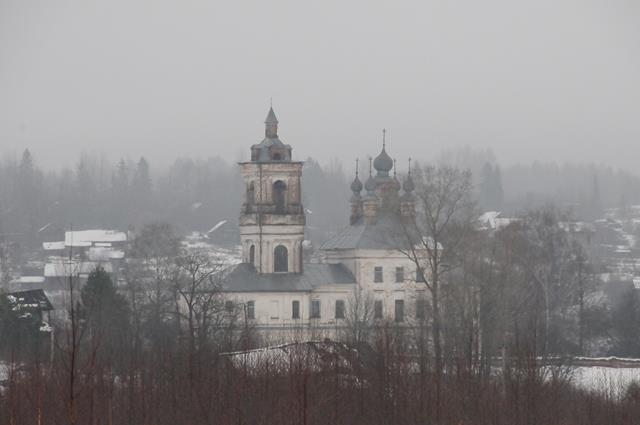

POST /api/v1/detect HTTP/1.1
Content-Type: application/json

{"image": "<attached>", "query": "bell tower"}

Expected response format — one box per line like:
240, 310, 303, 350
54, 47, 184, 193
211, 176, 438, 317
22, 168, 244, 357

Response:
239, 107, 305, 274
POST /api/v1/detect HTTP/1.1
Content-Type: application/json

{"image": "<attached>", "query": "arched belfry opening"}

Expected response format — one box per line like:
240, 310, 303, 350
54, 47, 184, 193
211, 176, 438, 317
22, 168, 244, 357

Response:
274, 245, 288, 272
249, 245, 255, 267
273, 180, 287, 214
246, 182, 255, 213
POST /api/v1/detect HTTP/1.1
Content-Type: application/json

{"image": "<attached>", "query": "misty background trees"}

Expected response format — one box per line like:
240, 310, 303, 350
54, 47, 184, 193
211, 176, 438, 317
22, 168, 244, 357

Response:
1, 147, 640, 253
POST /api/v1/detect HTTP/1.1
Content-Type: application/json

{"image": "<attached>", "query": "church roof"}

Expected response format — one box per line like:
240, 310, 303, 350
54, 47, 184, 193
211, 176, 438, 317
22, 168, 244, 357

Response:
265, 106, 278, 124
222, 262, 356, 293
320, 211, 419, 251
250, 106, 292, 162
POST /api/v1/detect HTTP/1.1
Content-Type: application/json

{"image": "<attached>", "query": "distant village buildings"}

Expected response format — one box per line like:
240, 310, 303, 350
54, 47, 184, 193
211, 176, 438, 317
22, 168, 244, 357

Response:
10, 229, 127, 321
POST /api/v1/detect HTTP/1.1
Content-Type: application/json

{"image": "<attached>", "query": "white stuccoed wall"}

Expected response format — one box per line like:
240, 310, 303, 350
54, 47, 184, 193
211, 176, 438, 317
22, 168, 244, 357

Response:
324, 248, 430, 321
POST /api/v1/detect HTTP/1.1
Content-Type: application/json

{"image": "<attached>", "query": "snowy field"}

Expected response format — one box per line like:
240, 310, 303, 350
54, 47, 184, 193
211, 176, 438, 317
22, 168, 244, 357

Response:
571, 366, 640, 398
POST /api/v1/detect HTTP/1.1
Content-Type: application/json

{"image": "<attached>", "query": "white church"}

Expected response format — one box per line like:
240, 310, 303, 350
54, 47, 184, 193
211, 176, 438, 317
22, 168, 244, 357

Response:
222, 108, 428, 339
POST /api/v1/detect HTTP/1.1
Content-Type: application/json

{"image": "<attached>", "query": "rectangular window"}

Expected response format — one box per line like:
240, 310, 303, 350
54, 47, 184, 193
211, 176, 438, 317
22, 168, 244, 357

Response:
310, 300, 321, 319
395, 267, 404, 283
225, 300, 234, 312
416, 268, 426, 283
292, 300, 300, 319
374, 266, 383, 283
270, 300, 279, 319
374, 300, 383, 319
335, 300, 345, 319
416, 298, 426, 320
395, 300, 405, 322
247, 301, 255, 320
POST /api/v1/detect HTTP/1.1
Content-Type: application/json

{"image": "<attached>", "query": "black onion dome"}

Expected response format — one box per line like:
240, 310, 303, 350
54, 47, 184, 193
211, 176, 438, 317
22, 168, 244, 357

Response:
350, 175, 363, 193
364, 175, 377, 193
373, 147, 393, 175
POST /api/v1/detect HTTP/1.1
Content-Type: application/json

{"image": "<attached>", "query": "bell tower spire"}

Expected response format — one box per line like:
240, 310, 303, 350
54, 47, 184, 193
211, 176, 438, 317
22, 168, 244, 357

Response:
265, 106, 278, 138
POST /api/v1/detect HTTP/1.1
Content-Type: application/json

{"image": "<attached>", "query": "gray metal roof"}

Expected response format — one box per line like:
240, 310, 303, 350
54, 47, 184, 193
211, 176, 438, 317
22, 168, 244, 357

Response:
265, 107, 278, 124
222, 262, 356, 293
320, 211, 419, 250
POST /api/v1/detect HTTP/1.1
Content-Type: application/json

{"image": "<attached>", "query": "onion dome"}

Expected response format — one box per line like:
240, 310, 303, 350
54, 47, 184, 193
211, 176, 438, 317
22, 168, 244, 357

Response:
403, 174, 415, 193
373, 147, 393, 176
350, 158, 363, 193
363, 157, 378, 199
364, 174, 377, 193
373, 129, 393, 176
351, 175, 363, 193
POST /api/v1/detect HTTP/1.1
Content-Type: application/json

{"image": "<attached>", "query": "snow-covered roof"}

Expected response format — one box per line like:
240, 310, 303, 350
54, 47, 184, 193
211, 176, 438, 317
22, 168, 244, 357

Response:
478, 211, 501, 229
44, 261, 113, 277
64, 230, 127, 246
87, 247, 125, 261
220, 340, 360, 373
43, 241, 66, 251
477, 211, 519, 231
18, 276, 45, 284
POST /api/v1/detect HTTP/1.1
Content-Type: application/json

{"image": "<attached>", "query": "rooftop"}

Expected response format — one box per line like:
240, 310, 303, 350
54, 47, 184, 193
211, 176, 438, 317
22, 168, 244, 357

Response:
222, 262, 356, 292
321, 211, 419, 251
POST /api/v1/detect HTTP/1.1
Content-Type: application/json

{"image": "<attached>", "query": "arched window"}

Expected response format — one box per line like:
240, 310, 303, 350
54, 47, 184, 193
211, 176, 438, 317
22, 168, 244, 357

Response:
246, 182, 255, 213
249, 245, 255, 266
274, 245, 288, 272
273, 180, 286, 214
272, 152, 282, 161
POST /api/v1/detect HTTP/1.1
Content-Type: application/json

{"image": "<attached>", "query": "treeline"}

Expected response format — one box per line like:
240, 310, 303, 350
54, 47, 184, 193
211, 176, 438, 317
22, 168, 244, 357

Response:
437, 147, 640, 218
2, 147, 640, 251
0, 151, 351, 255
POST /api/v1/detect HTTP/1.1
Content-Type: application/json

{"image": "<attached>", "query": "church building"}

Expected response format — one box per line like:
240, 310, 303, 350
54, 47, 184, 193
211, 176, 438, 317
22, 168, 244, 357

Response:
222, 108, 428, 340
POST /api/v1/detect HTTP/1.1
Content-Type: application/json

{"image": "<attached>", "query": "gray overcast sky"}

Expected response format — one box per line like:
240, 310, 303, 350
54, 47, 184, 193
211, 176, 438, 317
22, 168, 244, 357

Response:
1, 0, 639, 172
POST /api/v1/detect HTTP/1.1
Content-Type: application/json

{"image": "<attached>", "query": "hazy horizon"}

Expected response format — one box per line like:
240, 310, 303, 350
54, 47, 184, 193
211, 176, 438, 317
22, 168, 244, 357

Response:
2, 0, 639, 172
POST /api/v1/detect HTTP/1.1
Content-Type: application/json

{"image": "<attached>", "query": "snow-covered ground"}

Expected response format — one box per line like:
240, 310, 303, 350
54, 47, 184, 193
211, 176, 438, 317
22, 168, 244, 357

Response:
571, 366, 640, 398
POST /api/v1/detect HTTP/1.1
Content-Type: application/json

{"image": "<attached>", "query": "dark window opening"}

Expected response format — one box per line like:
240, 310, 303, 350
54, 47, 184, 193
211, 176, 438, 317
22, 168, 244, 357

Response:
416, 268, 426, 283
225, 301, 234, 312
335, 300, 345, 319
273, 180, 287, 213
374, 267, 383, 283
274, 245, 288, 272
272, 152, 282, 161
249, 245, 255, 266
416, 299, 426, 320
395, 267, 404, 283
310, 300, 321, 319
292, 300, 300, 319
247, 301, 255, 320
395, 300, 404, 322
246, 182, 255, 207
374, 300, 383, 319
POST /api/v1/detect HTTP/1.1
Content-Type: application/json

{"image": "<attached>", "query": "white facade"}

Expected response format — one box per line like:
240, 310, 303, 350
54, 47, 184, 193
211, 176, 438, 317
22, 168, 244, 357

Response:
222, 109, 427, 340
